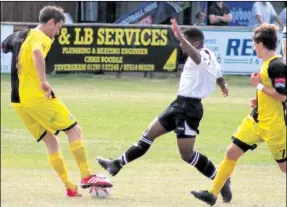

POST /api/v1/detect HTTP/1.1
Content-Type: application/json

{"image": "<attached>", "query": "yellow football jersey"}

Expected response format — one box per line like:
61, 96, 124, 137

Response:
18, 29, 53, 106
251, 55, 286, 130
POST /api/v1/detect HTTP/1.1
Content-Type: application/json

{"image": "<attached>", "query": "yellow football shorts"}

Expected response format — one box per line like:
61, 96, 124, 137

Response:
13, 98, 77, 142
233, 116, 286, 163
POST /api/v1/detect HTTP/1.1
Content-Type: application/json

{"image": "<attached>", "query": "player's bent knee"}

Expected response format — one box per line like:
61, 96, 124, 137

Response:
226, 144, 244, 161
277, 161, 286, 173
64, 124, 82, 139
144, 118, 168, 141
42, 132, 60, 154
143, 127, 162, 141
180, 151, 194, 163
279, 165, 286, 173
143, 128, 155, 140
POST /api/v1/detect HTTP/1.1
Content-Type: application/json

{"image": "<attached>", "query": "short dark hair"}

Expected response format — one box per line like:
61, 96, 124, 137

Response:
183, 27, 204, 44
252, 24, 278, 50
195, 11, 203, 19
39, 6, 65, 24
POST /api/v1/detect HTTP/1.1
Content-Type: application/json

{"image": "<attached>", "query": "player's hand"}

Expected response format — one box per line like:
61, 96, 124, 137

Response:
221, 84, 229, 97
251, 72, 260, 87
170, 18, 183, 41
250, 98, 257, 108
40, 81, 52, 99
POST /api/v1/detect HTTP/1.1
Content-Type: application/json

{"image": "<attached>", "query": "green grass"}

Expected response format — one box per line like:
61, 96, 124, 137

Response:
1, 74, 286, 207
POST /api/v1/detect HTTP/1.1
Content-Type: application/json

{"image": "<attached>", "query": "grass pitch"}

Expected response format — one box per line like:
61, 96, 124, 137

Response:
1, 74, 286, 207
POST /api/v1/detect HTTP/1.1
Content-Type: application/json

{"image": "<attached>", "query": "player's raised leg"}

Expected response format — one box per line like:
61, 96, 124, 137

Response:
42, 132, 82, 197
64, 124, 112, 188
97, 117, 168, 176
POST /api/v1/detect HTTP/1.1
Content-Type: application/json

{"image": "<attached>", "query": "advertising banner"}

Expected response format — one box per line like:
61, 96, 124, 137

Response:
225, 1, 254, 27
202, 29, 283, 74
47, 25, 284, 75
1, 24, 14, 73
114, 2, 190, 24
48, 25, 179, 73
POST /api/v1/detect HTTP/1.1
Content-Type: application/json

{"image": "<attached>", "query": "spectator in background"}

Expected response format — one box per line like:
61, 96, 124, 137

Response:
194, 11, 206, 26
276, 7, 286, 26
248, 2, 284, 27
208, 1, 232, 26
64, 13, 74, 24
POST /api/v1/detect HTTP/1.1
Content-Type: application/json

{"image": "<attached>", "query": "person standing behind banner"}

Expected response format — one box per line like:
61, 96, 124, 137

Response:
194, 11, 206, 26
248, 2, 284, 27
276, 7, 286, 26
208, 1, 232, 26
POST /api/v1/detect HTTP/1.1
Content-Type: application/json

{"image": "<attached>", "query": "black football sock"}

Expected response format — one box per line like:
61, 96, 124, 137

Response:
189, 151, 217, 180
118, 136, 153, 166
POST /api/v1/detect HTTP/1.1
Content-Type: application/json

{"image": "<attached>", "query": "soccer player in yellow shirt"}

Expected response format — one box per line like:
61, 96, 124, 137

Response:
191, 24, 286, 206
1, 6, 112, 197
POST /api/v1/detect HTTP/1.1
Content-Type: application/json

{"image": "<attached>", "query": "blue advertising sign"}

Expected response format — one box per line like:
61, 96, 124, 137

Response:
224, 1, 254, 26
114, 2, 190, 24
203, 29, 283, 74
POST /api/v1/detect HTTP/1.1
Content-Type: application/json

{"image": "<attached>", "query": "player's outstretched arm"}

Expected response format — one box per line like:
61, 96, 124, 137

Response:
170, 19, 201, 65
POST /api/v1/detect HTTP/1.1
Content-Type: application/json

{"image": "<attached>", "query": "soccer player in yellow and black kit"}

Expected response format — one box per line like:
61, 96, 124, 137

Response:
1, 6, 112, 197
191, 24, 286, 206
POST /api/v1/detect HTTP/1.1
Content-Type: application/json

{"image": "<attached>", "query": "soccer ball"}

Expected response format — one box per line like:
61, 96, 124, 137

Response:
89, 175, 112, 198
90, 186, 111, 198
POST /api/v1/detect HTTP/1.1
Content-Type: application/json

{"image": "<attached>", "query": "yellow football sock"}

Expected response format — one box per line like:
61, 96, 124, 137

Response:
70, 140, 92, 179
210, 157, 237, 197
48, 152, 76, 190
